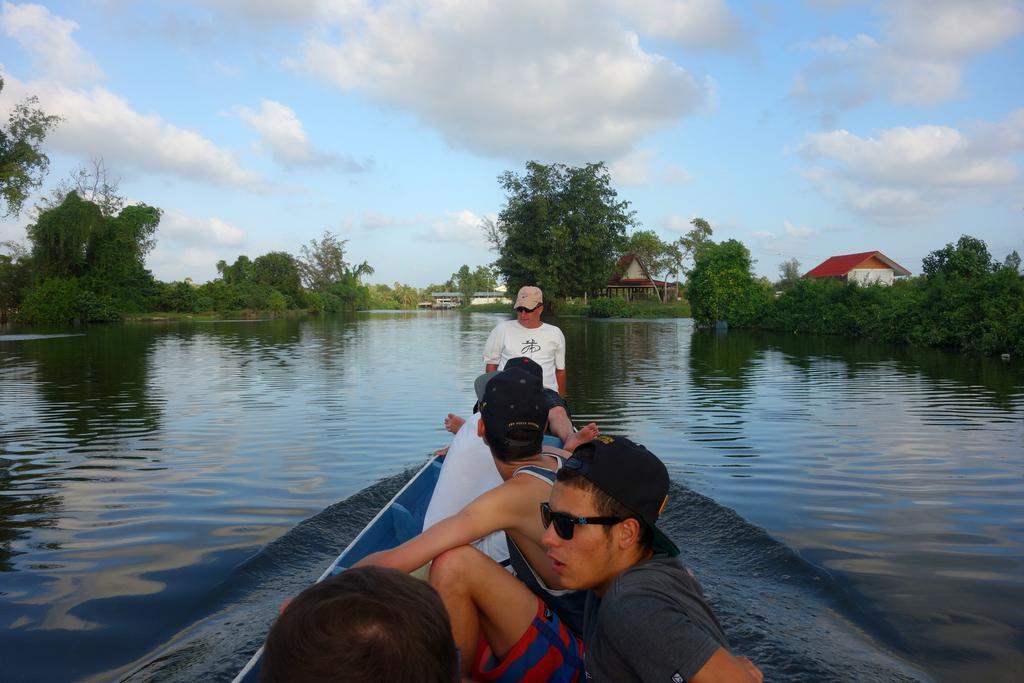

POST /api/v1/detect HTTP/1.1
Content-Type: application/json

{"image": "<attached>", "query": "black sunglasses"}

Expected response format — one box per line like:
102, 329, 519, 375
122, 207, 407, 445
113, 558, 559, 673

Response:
515, 305, 540, 313
540, 502, 626, 540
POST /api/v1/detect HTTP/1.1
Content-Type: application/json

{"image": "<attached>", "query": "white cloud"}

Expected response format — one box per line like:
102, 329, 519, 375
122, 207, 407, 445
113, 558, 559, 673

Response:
213, 61, 242, 78
609, 149, 654, 187
347, 210, 422, 232
0, 5, 265, 191
802, 125, 1018, 186
293, 0, 710, 161
662, 164, 692, 185
605, 0, 748, 52
1, 2, 103, 85
0, 75, 265, 191
147, 209, 248, 282
610, 150, 696, 187
430, 210, 492, 248
160, 209, 246, 247
197, 0, 356, 25
783, 220, 816, 237
799, 112, 1023, 222
662, 215, 695, 232
883, 0, 1024, 60
236, 99, 366, 170
793, 1, 1024, 113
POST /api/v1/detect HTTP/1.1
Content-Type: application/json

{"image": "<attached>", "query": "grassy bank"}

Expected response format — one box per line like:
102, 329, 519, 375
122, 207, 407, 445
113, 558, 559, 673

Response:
585, 297, 691, 318
124, 299, 693, 322
125, 308, 314, 322
459, 299, 691, 318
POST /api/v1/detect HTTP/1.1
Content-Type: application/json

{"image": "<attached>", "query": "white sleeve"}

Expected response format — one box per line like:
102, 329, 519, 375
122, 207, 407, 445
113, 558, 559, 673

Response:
554, 327, 566, 369
482, 323, 503, 366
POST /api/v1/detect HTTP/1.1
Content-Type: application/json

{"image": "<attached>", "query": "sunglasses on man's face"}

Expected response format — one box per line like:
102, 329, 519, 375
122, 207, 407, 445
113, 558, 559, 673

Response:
540, 502, 626, 540
515, 305, 540, 313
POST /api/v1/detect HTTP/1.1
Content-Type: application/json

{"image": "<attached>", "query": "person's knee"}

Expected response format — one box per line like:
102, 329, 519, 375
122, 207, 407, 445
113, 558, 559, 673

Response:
429, 545, 482, 593
549, 405, 568, 420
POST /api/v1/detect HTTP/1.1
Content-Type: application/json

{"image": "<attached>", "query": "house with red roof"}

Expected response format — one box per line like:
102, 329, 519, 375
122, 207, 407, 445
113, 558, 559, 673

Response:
605, 254, 669, 301
804, 251, 911, 286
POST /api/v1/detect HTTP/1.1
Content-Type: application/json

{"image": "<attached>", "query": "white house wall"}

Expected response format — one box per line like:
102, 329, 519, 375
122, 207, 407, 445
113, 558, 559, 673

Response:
848, 269, 895, 286
625, 260, 645, 279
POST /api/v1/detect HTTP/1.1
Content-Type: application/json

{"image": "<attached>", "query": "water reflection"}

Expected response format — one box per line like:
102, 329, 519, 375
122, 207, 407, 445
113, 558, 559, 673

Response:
0, 316, 1020, 682
0, 327, 164, 574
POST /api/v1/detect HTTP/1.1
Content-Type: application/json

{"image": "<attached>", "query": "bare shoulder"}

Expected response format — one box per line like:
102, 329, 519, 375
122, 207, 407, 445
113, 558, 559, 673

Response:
500, 467, 555, 504
542, 445, 571, 459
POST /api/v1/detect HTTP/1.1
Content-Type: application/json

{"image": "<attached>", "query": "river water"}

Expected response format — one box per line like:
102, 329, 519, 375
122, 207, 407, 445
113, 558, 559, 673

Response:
0, 313, 1021, 682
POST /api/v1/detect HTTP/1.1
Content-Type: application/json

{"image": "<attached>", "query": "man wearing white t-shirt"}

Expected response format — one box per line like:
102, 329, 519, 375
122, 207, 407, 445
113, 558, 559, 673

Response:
483, 286, 597, 450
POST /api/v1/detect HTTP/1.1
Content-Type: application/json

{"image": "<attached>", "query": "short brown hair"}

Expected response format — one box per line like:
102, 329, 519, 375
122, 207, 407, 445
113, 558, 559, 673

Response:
261, 567, 457, 683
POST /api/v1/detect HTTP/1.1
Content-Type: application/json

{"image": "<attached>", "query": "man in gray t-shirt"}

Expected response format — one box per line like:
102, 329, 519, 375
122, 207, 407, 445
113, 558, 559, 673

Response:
541, 436, 763, 682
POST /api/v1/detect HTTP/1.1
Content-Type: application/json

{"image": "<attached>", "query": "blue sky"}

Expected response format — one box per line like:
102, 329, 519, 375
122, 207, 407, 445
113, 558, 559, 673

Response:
1, 0, 1022, 287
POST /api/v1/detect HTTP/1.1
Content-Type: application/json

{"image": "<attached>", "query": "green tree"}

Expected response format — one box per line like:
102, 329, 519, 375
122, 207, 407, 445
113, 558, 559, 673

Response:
676, 217, 713, 274
488, 161, 634, 303
1002, 250, 1021, 274
0, 240, 31, 323
298, 230, 373, 291
24, 192, 161, 320
252, 251, 303, 305
922, 235, 995, 279
216, 255, 255, 285
39, 158, 125, 218
776, 257, 801, 291
0, 76, 61, 217
392, 282, 421, 308
85, 202, 161, 311
27, 191, 104, 279
669, 217, 714, 300
453, 264, 474, 305
687, 239, 772, 327
449, 263, 499, 306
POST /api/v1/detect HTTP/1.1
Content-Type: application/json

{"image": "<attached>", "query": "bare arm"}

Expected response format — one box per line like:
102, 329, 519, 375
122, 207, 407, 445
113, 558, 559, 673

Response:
691, 649, 763, 683
555, 368, 566, 397
354, 484, 519, 572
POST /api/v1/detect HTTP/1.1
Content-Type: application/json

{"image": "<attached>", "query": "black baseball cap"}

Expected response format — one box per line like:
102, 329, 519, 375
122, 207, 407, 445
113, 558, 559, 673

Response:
473, 357, 543, 402
562, 436, 679, 556
479, 367, 547, 459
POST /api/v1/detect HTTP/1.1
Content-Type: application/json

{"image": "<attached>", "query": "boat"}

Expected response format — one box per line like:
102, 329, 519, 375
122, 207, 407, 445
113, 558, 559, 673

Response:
231, 453, 446, 682
232, 430, 566, 682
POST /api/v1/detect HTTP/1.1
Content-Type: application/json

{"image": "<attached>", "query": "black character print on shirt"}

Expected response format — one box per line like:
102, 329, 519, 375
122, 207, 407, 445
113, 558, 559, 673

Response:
521, 339, 541, 354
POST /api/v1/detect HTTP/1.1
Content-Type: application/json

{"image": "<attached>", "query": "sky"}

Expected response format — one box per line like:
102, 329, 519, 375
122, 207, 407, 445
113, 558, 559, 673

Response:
1, 0, 1022, 288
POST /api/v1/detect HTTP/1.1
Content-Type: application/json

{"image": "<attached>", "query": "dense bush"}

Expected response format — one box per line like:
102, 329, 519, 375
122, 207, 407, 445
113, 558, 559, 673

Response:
687, 240, 773, 327
689, 234, 1021, 356
150, 280, 203, 313
19, 277, 122, 323
587, 297, 638, 318
759, 268, 1023, 356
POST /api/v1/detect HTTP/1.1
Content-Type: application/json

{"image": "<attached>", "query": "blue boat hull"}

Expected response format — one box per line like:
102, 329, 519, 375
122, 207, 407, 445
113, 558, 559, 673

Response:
232, 455, 445, 682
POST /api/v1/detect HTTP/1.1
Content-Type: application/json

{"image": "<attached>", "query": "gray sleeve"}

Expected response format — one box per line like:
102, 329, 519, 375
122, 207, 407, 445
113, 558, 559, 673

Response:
595, 594, 722, 682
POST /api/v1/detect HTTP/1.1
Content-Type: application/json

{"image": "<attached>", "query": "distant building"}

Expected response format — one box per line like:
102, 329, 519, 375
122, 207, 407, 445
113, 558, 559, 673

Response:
804, 251, 911, 286
430, 292, 462, 308
470, 287, 511, 305
605, 254, 669, 301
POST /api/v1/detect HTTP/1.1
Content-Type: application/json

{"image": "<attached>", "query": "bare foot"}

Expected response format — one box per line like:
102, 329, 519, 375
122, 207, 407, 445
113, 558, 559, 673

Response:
443, 413, 465, 434
563, 422, 599, 452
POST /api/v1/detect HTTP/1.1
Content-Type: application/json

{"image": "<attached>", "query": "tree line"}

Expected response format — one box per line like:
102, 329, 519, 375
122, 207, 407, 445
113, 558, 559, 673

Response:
686, 235, 1024, 357
484, 161, 709, 309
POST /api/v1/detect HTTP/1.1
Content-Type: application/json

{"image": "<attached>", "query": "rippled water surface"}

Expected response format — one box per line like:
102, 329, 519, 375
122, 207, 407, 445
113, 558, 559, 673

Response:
1, 314, 1021, 682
